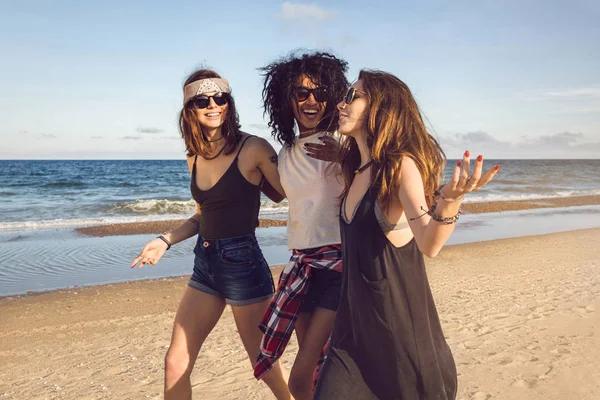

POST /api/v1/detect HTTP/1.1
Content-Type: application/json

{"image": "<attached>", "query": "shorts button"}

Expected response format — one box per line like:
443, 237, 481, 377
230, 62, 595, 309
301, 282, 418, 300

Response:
203, 241, 210, 248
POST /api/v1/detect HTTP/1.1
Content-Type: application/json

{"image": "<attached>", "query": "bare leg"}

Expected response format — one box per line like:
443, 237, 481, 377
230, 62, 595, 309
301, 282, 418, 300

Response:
164, 287, 226, 400
288, 308, 336, 400
231, 298, 292, 400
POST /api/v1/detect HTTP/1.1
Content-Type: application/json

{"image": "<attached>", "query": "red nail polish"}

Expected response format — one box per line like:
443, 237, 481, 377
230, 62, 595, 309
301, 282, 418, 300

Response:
457, 160, 461, 167
494, 165, 501, 171
477, 155, 483, 162
465, 150, 470, 157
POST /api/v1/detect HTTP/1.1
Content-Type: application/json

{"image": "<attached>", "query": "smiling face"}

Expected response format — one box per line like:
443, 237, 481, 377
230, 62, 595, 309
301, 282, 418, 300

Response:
337, 79, 368, 138
192, 92, 229, 134
291, 74, 327, 135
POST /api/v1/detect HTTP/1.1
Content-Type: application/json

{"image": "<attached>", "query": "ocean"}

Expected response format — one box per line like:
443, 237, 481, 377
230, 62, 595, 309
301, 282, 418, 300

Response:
0, 159, 599, 297
1, 159, 599, 232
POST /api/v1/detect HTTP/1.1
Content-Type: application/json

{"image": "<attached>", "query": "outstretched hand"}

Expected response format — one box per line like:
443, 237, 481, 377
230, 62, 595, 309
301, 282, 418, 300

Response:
130, 238, 169, 268
304, 135, 339, 162
440, 150, 500, 199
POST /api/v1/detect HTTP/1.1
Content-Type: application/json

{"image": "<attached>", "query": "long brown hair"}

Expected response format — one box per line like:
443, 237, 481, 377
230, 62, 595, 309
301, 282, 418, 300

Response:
179, 69, 241, 158
339, 70, 446, 209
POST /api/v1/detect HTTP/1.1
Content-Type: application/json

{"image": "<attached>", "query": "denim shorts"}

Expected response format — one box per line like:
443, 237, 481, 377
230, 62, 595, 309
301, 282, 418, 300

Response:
188, 233, 275, 306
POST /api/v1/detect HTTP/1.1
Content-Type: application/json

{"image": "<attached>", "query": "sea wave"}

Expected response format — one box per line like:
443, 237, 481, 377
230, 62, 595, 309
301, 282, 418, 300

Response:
108, 199, 197, 215
0, 215, 189, 232
0, 210, 290, 232
3, 190, 598, 232
41, 181, 87, 188
466, 188, 600, 203
106, 198, 289, 216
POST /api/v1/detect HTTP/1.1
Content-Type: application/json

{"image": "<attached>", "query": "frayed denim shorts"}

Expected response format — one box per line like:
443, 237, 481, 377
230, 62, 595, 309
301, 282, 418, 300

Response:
188, 233, 275, 306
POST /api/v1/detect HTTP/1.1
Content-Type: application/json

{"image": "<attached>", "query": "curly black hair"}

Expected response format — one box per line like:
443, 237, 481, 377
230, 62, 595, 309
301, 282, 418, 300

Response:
259, 51, 349, 147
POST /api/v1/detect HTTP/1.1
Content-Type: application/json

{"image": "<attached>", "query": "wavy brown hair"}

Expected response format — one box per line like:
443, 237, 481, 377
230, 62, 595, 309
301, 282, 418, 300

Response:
339, 70, 446, 209
179, 69, 241, 157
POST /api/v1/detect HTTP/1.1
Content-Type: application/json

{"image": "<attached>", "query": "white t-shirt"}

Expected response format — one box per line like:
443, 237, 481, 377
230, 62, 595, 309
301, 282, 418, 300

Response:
278, 132, 345, 250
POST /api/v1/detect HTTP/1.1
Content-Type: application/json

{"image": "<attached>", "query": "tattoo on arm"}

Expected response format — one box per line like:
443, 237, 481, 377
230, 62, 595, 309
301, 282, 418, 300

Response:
269, 154, 278, 165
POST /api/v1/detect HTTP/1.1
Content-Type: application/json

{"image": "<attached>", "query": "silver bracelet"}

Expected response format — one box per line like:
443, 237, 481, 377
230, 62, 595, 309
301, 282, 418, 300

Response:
435, 184, 464, 203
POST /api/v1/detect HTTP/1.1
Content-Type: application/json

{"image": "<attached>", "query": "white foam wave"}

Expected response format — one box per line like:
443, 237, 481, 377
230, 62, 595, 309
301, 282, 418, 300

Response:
108, 199, 197, 215
0, 215, 191, 232
107, 198, 289, 216
0, 198, 290, 232
465, 188, 600, 203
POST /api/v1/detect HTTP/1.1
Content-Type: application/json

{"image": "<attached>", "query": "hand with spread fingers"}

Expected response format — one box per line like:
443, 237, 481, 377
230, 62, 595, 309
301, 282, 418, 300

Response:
439, 150, 500, 200
304, 134, 340, 162
130, 238, 169, 268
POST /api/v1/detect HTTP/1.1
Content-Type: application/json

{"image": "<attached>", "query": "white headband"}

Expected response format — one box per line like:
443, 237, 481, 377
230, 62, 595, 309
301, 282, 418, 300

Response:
183, 78, 231, 105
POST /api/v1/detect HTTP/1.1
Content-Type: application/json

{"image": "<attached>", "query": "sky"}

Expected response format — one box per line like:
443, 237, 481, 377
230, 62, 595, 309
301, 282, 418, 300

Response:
1, 0, 599, 159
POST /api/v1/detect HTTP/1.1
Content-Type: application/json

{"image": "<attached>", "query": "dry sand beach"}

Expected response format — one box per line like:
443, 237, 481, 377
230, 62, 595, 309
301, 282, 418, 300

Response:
1, 228, 598, 399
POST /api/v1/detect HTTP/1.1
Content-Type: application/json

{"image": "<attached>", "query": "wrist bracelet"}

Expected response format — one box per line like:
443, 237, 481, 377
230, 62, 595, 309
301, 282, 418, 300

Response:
410, 204, 461, 225
435, 184, 464, 203
157, 234, 172, 250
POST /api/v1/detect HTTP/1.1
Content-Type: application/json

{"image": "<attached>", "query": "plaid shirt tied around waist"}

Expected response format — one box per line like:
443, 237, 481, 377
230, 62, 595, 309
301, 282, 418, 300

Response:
254, 244, 343, 381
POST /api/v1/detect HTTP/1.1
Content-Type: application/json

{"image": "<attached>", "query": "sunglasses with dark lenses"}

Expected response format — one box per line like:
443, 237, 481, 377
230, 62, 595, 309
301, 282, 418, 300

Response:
294, 86, 329, 103
189, 93, 229, 109
344, 87, 367, 105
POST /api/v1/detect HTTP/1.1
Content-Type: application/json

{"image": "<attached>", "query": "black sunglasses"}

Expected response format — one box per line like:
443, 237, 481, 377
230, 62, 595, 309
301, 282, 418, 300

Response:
343, 87, 367, 105
294, 86, 329, 103
189, 93, 229, 109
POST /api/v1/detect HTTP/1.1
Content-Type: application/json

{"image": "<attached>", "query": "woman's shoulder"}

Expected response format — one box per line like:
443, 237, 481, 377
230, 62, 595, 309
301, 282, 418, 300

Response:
238, 131, 277, 159
239, 131, 269, 149
185, 154, 196, 173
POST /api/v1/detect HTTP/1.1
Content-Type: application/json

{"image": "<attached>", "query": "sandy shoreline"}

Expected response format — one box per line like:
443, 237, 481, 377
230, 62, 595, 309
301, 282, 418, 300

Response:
77, 218, 287, 237
76, 195, 600, 237
1, 228, 599, 399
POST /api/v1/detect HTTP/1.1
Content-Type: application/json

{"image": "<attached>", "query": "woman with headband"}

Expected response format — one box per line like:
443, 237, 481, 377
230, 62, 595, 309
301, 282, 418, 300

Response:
130, 69, 291, 400
313, 70, 500, 399
253, 52, 349, 400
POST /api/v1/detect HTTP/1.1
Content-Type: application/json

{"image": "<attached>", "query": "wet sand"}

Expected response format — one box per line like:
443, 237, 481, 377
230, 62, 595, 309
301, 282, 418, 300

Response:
77, 218, 287, 237
76, 195, 600, 237
1, 228, 599, 399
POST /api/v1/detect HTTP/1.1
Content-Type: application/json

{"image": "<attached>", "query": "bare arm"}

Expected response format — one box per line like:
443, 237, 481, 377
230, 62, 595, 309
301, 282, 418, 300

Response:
397, 153, 499, 258
130, 157, 202, 268
253, 138, 286, 203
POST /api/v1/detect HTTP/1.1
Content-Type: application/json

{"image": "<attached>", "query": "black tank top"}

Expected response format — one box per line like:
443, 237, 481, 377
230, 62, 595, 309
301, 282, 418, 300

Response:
190, 135, 261, 239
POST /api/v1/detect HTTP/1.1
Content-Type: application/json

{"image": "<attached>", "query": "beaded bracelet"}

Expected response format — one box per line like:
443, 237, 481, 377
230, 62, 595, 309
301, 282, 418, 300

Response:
435, 184, 464, 203
410, 203, 461, 225
157, 234, 172, 250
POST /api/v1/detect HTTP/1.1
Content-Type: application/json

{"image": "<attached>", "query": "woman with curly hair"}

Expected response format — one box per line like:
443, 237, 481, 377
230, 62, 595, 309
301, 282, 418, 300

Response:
131, 68, 291, 400
253, 51, 349, 400
313, 70, 500, 399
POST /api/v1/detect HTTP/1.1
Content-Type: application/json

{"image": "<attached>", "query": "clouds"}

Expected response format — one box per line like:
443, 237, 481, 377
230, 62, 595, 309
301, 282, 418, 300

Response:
278, 2, 335, 22
528, 85, 600, 115
121, 136, 143, 140
541, 87, 600, 99
439, 131, 600, 158
135, 127, 165, 134
12, 131, 57, 139
247, 123, 270, 132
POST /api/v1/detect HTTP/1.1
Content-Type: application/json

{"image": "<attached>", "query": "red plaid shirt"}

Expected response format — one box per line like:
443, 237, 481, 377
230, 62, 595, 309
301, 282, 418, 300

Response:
254, 244, 343, 382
